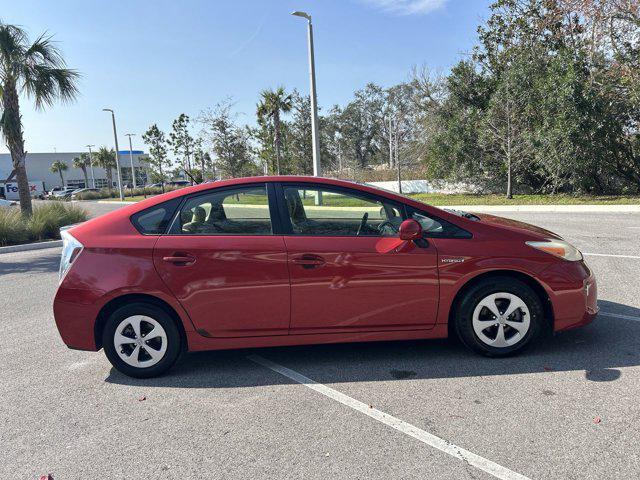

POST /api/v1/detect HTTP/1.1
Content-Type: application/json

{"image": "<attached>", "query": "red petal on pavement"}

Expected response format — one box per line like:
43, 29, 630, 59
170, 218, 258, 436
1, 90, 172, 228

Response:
138, 396, 146, 402
593, 416, 602, 424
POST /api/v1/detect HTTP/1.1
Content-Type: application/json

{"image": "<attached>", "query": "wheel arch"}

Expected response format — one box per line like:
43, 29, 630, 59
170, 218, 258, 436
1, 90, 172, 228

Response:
447, 269, 554, 335
94, 293, 188, 351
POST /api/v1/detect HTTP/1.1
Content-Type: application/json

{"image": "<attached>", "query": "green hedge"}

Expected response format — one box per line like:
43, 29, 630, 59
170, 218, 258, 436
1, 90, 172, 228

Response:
74, 186, 182, 200
0, 203, 88, 246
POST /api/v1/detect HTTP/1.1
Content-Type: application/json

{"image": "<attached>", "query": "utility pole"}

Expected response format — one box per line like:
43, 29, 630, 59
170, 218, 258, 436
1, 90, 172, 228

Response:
102, 109, 124, 200
125, 133, 137, 188
86, 144, 96, 188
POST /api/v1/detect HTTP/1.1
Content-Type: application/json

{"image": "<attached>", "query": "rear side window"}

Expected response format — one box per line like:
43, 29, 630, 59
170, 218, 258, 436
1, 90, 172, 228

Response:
131, 197, 181, 235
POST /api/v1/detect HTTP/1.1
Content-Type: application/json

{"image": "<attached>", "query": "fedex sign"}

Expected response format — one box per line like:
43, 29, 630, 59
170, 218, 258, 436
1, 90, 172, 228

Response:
3, 181, 44, 200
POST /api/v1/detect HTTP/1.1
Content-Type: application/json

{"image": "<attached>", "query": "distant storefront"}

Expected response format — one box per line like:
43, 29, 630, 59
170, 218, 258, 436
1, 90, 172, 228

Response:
0, 151, 149, 193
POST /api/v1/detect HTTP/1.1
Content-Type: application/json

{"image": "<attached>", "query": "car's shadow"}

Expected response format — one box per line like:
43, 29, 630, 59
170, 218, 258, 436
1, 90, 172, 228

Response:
105, 299, 640, 389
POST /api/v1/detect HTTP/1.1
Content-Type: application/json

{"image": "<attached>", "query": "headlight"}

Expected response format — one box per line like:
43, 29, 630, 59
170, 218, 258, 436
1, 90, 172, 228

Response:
526, 239, 582, 261
59, 229, 84, 281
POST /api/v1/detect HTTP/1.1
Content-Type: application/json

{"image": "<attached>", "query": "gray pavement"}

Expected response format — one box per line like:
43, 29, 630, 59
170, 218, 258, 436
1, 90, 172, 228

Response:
1, 207, 639, 479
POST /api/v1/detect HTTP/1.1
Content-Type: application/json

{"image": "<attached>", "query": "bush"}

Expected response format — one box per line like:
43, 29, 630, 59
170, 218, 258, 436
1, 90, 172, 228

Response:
0, 203, 89, 246
74, 185, 183, 201
0, 208, 30, 246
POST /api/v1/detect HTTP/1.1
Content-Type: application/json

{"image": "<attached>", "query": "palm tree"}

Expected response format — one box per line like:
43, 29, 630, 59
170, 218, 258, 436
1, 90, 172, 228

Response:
95, 146, 116, 190
257, 87, 292, 175
0, 22, 80, 215
73, 154, 89, 188
50, 160, 68, 186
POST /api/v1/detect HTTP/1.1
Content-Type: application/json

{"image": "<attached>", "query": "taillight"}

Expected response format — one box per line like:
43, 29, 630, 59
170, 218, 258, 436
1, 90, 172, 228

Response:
59, 229, 84, 281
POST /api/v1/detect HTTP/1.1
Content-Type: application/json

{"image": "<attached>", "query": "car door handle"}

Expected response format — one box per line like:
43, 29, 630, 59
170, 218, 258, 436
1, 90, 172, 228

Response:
292, 254, 326, 269
162, 253, 196, 266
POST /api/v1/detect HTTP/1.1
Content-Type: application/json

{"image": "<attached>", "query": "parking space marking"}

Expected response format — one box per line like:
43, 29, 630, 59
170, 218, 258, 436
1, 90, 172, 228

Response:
583, 252, 640, 259
600, 311, 640, 322
248, 354, 530, 480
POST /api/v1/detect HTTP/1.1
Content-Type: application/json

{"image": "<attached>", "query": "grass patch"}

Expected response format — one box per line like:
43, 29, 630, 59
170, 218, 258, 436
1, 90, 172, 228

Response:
410, 193, 640, 205
0, 203, 89, 247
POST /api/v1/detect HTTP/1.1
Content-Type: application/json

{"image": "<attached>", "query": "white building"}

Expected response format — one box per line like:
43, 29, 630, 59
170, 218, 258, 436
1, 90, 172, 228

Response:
0, 151, 149, 191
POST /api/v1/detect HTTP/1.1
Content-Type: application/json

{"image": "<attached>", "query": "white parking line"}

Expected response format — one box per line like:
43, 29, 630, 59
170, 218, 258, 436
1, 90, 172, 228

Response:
583, 252, 640, 259
248, 354, 530, 480
600, 311, 640, 322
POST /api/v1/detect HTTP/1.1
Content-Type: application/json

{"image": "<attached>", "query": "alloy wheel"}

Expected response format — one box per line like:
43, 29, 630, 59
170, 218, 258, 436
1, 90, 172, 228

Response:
114, 315, 168, 368
472, 292, 531, 348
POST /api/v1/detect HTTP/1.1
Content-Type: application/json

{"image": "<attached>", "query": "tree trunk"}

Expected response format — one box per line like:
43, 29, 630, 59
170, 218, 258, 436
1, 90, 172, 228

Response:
274, 112, 281, 175
59, 170, 64, 186
82, 167, 88, 188
506, 156, 513, 199
106, 168, 113, 191
2, 79, 33, 215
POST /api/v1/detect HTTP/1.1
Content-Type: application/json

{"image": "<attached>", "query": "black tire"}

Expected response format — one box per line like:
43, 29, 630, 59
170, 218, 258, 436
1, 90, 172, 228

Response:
102, 302, 181, 378
454, 276, 543, 357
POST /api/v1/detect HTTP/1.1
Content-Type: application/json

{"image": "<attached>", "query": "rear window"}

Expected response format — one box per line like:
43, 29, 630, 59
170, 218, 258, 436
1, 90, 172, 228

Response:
131, 198, 181, 235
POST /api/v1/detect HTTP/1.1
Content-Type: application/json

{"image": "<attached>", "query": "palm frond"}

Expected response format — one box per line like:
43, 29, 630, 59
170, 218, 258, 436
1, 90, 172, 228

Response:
24, 32, 65, 68
22, 64, 80, 109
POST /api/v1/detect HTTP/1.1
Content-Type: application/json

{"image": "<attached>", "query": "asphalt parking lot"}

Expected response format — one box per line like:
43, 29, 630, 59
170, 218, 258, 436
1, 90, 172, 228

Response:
1, 204, 639, 479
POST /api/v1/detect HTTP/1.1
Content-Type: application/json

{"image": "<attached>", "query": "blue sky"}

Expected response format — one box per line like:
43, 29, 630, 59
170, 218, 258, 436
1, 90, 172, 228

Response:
1, 0, 492, 154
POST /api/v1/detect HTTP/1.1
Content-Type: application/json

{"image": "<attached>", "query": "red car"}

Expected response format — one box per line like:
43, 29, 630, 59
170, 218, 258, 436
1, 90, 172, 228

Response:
54, 176, 598, 377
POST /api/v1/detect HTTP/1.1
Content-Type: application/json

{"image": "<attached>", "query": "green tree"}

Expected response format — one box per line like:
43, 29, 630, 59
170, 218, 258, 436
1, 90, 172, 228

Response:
0, 22, 80, 214
288, 91, 313, 175
72, 154, 90, 188
50, 160, 68, 186
142, 124, 172, 188
169, 113, 196, 184
201, 100, 255, 178
256, 87, 293, 175
95, 147, 116, 191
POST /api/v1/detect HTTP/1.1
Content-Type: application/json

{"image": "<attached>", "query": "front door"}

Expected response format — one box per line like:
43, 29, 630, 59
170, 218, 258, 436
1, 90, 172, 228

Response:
153, 183, 290, 338
279, 184, 439, 334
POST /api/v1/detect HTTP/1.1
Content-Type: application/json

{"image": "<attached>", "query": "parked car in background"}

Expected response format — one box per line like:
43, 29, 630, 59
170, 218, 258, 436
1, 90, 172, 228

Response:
167, 180, 190, 187
0, 198, 17, 207
70, 188, 99, 199
49, 187, 79, 199
54, 176, 598, 378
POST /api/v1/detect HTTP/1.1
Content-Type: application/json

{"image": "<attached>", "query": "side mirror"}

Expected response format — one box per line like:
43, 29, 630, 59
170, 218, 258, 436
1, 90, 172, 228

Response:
399, 219, 422, 241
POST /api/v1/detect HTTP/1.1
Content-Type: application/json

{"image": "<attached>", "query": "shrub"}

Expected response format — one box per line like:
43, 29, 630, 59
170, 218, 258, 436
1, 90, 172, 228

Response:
0, 208, 30, 246
0, 203, 88, 246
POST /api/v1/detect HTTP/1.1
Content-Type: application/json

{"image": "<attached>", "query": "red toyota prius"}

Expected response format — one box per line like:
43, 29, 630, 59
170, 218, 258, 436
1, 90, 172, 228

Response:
54, 176, 598, 378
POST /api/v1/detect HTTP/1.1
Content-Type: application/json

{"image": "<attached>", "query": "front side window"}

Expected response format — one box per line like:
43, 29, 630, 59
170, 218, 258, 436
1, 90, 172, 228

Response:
178, 185, 272, 235
282, 186, 402, 237
410, 209, 471, 238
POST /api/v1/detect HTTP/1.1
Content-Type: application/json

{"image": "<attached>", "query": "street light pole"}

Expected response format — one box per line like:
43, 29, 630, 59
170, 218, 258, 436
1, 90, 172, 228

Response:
125, 133, 137, 188
292, 11, 321, 178
86, 144, 96, 189
102, 109, 124, 200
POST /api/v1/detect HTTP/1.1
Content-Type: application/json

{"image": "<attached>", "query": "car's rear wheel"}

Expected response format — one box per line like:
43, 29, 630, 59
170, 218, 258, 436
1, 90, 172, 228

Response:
102, 303, 181, 378
455, 277, 543, 357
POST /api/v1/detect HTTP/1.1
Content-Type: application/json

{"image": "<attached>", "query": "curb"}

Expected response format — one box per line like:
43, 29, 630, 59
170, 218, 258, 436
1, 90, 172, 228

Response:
443, 204, 640, 213
0, 240, 62, 255
95, 200, 137, 204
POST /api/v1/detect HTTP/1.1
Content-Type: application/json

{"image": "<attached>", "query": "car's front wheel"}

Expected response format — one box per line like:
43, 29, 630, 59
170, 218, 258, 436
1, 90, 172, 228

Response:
102, 302, 181, 378
455, 277, 544, 357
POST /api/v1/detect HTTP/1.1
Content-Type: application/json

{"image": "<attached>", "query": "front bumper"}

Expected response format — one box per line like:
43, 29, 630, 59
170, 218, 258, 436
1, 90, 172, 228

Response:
554, 270, 598, 332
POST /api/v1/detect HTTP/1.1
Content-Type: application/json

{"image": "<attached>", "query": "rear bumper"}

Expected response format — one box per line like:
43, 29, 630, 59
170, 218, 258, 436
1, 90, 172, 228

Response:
53, 298, 100, 351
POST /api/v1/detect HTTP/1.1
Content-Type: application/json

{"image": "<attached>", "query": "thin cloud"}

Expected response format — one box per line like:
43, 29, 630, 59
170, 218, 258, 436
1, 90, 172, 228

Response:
360, 0, 449, 15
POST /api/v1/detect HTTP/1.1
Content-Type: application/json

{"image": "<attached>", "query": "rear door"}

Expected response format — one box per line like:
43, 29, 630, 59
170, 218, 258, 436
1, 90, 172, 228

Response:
277, 183, 440, 334
153, 183, 290, 338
